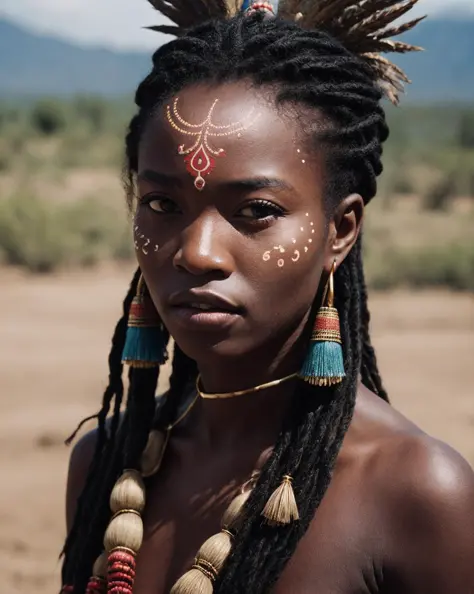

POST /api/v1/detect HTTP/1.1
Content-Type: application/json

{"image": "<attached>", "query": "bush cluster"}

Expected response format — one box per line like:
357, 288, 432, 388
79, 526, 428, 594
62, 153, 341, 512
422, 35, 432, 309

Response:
0, 191, 133, 272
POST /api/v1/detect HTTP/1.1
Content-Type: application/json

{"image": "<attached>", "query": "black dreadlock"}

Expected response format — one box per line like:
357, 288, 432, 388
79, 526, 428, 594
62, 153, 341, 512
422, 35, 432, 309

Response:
61, 10, 412, 593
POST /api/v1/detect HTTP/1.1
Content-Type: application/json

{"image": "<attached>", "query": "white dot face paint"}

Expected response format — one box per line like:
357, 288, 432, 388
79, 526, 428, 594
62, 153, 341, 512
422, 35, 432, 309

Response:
262, 217, 316, 268
133, 219, 157, 256
260, 142, 315, 269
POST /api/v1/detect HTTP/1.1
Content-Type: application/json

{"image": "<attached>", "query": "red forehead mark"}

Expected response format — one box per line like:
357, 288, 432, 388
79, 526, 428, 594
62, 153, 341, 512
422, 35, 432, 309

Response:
166, 97, 260, 191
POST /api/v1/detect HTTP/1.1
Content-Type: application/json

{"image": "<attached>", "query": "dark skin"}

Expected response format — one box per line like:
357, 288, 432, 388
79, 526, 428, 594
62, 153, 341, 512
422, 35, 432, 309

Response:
66, 82, 474, 593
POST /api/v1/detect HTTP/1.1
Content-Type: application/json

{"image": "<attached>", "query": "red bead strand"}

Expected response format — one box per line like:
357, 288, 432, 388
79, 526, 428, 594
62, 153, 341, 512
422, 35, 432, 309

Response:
86, 577, 107, 594
107, 550, 136, 594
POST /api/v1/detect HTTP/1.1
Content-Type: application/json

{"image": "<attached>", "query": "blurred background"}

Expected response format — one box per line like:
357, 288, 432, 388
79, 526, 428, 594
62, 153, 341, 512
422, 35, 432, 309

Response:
0, 0, 473, 592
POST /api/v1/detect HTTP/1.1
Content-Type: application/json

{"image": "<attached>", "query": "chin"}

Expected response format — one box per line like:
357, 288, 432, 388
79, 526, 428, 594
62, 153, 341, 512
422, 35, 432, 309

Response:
171, 328, 257, 363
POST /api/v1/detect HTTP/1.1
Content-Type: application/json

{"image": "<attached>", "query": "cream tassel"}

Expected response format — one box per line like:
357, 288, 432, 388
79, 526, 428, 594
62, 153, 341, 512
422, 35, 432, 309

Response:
261, 475, 299, 526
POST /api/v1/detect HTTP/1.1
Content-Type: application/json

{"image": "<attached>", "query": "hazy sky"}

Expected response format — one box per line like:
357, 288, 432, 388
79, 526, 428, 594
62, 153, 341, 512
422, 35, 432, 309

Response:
1, 0, 473, 50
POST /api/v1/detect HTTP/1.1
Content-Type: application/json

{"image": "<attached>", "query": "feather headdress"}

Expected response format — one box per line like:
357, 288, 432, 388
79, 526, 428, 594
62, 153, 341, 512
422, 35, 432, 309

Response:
146, 0, 425, 104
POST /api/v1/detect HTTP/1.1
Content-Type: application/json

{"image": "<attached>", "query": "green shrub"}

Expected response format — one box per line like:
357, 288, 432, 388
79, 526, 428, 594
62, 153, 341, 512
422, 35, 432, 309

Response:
30, 99, 66, 136
365, 243, 474, 292
0, 191, 133, 272
391, 176, 414, 195
73, 96, 108, 133
422, 174, 456, 211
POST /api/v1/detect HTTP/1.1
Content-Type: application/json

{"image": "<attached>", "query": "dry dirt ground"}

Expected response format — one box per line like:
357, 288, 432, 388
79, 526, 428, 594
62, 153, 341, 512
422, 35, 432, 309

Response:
0, 265, 473, 594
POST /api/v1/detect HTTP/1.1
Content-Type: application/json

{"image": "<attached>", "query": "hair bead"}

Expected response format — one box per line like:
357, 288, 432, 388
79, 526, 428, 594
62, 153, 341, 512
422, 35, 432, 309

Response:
92, 552, 108, 578
221, 490, 251, 530
107, 548, 137, 594
109, 470, 146, 513
104, 512, 144, 553
85, 577, 107, 594
196, 530, 233, 572
170, 567, 214, 594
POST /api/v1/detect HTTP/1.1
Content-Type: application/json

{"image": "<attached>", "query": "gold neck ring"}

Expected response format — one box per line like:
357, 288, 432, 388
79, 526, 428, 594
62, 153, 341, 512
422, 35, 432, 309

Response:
196, 372, 298, 400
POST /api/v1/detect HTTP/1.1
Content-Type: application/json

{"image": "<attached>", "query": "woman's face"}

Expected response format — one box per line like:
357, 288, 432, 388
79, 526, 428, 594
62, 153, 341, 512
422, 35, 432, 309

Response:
135, 81, 360, 362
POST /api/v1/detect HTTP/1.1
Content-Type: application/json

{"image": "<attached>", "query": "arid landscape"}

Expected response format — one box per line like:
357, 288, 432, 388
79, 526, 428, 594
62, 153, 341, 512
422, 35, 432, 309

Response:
0, 265, 472, 594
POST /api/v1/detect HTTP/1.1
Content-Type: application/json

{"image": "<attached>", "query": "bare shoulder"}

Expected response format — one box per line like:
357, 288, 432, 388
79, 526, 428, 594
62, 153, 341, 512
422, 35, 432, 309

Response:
351, 386, 474, 591
65, 393, 168, 533
353, 385, 474, 497
65, 425, 100, 532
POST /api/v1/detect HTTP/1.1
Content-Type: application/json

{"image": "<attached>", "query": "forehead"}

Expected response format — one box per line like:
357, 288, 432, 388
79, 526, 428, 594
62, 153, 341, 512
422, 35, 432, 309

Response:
138, 81, 325, 194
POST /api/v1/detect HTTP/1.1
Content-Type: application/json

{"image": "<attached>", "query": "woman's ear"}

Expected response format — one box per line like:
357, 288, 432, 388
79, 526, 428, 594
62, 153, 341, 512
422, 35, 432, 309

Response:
324, 194, 364, 271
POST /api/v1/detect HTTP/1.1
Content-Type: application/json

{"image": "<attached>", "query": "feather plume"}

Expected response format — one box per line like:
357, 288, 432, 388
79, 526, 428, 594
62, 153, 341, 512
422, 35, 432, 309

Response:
145, 0, 425, 104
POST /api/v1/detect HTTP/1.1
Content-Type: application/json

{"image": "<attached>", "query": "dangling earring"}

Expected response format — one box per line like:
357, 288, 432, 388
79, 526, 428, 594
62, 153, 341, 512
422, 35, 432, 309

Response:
121, 274, 168, 368
299, 261, 345, 386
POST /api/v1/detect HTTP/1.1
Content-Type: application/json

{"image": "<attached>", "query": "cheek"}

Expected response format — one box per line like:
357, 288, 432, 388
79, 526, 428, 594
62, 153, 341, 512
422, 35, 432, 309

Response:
258, 212, 323, 274
132, 208, 162, 261
240, 214, 325, 325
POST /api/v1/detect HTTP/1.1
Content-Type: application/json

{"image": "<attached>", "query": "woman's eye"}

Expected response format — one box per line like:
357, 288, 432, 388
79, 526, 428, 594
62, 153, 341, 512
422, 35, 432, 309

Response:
237, 200, 285, 221
142, 196, 181, 214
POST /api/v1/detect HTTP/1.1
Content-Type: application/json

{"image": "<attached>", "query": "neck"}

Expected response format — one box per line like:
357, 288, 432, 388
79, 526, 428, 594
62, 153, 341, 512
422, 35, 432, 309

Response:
192, 318, 307, 448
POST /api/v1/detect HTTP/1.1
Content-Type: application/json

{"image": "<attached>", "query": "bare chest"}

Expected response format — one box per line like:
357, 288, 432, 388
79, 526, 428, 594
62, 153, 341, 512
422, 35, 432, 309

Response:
132, 456, 380, 594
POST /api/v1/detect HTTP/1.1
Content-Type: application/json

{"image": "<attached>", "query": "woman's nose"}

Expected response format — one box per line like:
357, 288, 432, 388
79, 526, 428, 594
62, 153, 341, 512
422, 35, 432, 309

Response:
173, 213, 234, 277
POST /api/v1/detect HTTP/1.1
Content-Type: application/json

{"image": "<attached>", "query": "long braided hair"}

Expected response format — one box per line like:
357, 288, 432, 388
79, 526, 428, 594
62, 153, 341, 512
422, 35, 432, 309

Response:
62, 2, 423, 592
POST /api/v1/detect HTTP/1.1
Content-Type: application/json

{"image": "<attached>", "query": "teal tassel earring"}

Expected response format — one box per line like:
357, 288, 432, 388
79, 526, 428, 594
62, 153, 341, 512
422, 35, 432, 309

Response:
122, 274, 167, 368
299, 262, 345, 386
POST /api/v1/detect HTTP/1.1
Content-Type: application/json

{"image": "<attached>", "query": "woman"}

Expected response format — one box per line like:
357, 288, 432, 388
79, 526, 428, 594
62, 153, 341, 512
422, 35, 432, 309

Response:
61, 1, 474, 593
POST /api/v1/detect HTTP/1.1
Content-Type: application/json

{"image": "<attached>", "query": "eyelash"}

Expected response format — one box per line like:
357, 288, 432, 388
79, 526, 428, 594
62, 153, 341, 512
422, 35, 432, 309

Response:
236, 199, 286, 223
141, 194, 180, 214
140, 195, 286, 224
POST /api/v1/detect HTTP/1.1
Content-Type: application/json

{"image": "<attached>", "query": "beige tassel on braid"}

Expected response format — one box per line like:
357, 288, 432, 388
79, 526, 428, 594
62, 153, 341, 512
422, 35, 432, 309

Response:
262, 475, 299, 526
146, 0, 425, 105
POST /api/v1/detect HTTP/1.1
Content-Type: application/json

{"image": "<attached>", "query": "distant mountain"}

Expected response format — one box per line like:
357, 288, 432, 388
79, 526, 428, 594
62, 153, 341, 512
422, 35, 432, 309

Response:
0, 20, 151, 97
395, 18, 474, 102
0, 17, 473, 101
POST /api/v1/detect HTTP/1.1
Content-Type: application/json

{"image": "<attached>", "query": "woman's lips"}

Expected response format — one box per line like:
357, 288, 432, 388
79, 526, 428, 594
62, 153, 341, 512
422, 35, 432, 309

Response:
167, 289, 244, 330
169, 305, 243, 331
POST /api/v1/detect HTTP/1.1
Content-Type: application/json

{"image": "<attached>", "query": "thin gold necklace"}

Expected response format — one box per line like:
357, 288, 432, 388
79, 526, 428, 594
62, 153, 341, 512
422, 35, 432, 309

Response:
196, 372, 298, 400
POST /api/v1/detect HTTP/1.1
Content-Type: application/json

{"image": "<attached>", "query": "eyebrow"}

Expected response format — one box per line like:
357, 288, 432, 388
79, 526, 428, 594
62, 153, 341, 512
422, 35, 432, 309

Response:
137, 171, 295, 194
223, 177, 295, 193
138, 170, 183, 187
